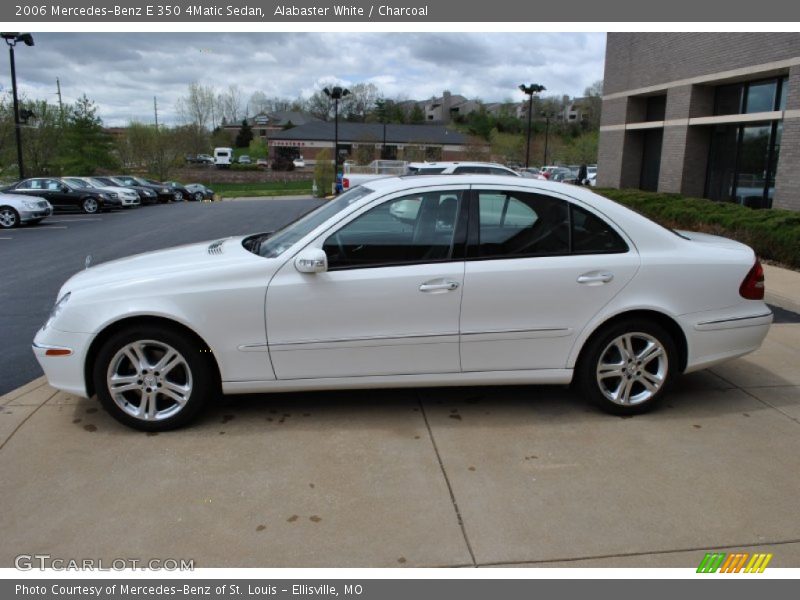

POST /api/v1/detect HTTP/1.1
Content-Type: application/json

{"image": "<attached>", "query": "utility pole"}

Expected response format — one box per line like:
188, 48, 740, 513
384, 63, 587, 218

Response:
153, 96, 159, 130
519, 83, 546, 169
56, 77, 64, 121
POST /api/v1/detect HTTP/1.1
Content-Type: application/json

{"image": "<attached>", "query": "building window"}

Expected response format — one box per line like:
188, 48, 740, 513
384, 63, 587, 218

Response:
713, 76, 787, 115
645, 95, 666, 121
705, 121, 780, 208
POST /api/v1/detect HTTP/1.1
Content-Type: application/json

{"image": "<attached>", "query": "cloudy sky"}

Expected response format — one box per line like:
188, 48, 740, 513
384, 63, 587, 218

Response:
0, 33, 605, 126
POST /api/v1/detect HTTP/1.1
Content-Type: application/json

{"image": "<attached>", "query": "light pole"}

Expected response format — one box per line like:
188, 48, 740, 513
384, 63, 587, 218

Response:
519, 83, 545, 169
2, 32, 34, 180
323, 86, 350, 193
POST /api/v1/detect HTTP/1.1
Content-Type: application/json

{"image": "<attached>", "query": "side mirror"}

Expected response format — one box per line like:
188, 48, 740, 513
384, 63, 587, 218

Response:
294, 248, 328, 274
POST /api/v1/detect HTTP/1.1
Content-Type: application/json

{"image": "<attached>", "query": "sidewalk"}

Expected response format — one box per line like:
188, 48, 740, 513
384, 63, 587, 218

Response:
764, 263, 800, 314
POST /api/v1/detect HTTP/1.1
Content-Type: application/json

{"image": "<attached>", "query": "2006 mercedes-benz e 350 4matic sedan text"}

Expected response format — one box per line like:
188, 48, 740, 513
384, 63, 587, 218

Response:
33, 176, 772, 430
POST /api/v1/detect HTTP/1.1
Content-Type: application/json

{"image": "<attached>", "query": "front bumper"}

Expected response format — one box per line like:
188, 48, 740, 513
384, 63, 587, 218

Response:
19, 207, 52, 222
32, 327, 93, 397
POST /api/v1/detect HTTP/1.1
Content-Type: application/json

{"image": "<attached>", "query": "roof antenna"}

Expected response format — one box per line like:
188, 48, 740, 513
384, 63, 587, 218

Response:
85, 254, 92, 269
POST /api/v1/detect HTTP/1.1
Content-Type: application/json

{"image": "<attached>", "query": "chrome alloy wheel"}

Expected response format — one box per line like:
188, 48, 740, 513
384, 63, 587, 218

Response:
83, 197, 99, 213
595, 332, 668, 406
106, 340, 193, 421
0, 208, 18, 228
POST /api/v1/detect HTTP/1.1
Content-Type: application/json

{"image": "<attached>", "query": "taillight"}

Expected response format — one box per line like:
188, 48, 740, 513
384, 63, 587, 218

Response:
739, 259, 765, 300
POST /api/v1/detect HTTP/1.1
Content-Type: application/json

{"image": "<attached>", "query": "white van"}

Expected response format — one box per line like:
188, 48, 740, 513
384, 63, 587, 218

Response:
214, 147, 233, 168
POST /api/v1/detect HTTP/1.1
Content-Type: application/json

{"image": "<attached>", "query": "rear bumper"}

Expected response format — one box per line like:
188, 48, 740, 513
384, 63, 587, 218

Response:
682, 308, 772, 373
32, 328, 93, 397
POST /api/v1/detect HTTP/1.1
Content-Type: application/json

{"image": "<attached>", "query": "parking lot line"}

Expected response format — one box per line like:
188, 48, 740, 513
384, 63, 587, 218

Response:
14, 226, 68, 231
45, 218, 102, 223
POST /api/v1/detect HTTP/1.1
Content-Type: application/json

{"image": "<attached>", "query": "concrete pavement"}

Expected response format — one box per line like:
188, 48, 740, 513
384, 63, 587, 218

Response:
2, 323, 799, 568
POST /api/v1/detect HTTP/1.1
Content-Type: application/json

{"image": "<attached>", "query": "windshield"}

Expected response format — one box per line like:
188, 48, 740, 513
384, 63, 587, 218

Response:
134, 177, 152, 186
111, 177, 134, 186
89, 178, 109, 188
249, 186, 374, 258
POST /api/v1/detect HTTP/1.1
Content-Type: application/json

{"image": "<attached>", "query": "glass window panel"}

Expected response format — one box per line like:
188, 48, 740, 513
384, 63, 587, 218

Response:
323, 190, 463, 269
714, 84, 743, 115
476, 191, 568, 258
734, 124, 771, 208
745, 81, 777, 113
778, 77, 789, 111
570, 205, 629, 254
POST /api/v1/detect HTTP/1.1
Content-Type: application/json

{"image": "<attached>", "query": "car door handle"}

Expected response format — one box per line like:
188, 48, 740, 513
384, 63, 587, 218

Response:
577, 271, 614, 285
419, 280, 460, 292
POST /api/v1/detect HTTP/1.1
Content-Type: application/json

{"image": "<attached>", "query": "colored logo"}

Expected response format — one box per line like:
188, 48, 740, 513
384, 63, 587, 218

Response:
697, 552, 772, 573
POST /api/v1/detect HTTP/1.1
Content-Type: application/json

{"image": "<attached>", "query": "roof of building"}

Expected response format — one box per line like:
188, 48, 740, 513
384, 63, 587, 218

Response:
271, 122, 470, 145
224, 110, 320, 129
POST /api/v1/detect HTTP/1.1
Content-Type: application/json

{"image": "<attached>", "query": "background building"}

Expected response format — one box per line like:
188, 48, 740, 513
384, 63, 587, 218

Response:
598, 33, 800, 210
268, 122, 474, 164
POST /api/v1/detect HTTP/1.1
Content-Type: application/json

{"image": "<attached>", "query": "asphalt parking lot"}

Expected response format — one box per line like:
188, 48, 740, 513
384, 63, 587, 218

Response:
0, 198, 323, 396
2, 196, 800, 568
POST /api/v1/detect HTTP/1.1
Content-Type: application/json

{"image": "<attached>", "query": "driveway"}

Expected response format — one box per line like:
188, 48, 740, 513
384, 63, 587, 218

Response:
2, 323, 799, 567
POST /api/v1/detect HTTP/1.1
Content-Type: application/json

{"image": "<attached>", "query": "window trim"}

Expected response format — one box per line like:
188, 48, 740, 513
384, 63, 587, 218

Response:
466, 187, 630, 261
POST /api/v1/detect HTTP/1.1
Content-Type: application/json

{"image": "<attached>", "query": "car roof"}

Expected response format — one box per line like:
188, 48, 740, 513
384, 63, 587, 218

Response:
408, 161, 509, 168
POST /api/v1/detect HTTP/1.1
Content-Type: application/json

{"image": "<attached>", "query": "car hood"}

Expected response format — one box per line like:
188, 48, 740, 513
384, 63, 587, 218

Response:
60, 237, 259, 294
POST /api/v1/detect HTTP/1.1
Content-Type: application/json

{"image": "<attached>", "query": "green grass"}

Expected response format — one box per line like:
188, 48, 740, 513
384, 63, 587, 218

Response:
597, 188, 800, 270
208, 180, 314, 198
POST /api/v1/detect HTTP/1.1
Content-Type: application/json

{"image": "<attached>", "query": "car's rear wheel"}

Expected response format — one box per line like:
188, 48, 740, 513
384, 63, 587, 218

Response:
0, 206, 20, 228
82, 197, 99, 214
93, 325, 213, 431
193, 192, 204, 202
576, 319, 677, 415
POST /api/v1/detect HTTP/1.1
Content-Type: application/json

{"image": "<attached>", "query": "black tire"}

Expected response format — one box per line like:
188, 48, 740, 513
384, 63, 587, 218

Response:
575, 318, 678, 416
93, 325, 215, 431
0, 206, 20, 229
81, 196, 100, 214
193, 192, 203, 202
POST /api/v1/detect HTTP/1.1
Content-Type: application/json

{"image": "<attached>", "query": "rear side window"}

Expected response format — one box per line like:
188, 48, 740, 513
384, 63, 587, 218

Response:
570, 204, 628, 254
474, 191, 569, 258
471, 190, 628, 258
454, 166, 491, 174
415, 167, 446, 175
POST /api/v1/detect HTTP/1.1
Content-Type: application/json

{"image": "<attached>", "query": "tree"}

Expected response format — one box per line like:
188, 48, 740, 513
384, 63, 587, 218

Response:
313, 148, 334, 196
408, 104, 425, 124
234, 119, 253, 148
341, 83, 381, 122
61, 95, 116, 174
218, 84, 244, 125
176, 82, 217, 129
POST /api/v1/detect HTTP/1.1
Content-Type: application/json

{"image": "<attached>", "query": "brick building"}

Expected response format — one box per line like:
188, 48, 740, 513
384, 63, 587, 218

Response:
268, 122, 474, 164
598, 33, 800, 210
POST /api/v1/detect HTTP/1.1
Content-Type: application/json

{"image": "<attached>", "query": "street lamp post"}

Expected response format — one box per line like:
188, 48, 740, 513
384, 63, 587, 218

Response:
519, 83, 545, 169
323, 86, 351, 193
2, 32, 34, 180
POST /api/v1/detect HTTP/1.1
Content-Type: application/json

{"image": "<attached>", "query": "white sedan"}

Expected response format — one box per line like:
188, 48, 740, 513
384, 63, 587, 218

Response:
33, 176, 772, 430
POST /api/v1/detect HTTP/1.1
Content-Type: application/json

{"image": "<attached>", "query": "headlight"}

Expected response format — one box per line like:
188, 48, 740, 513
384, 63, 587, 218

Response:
144, 190, 154, 196
108, 192, 118, 199
22, 200, 39, 210
43, 292, 71, 330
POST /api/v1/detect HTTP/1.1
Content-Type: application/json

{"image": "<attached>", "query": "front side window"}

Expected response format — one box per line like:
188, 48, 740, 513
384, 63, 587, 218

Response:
323, 190, 464, 269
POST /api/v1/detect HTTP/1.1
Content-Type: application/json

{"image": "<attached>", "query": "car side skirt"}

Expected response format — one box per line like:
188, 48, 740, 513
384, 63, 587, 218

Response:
222, 368, 573, 394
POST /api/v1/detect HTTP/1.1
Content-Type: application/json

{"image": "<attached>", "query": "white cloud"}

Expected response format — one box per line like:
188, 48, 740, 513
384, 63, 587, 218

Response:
0, 32, 605, 126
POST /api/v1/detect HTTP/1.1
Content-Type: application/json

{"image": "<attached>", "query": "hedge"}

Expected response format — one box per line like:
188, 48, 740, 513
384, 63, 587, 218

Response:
596, 188, 800, 270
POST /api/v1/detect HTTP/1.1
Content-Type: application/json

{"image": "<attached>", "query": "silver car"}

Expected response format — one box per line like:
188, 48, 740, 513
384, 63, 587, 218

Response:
65, 177, 141, 207
0, 192, 53, 229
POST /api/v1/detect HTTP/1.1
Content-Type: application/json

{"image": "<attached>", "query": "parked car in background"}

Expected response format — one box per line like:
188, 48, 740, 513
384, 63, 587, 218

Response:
148, 179, 190, 202
197, 154, 214, 165
518, 167, 542, 178
407, 162, 521, 177
111, 176, 176, 203
0, 191, 52, 228
238, 155, 252, 165
91, 176, 158, 205
293, 157, 305, 168
182, 183, 214, 201
2, 177, 109, 214
33, 176, 772, 430
256, 158, 269, 167
63, 177, 140, 208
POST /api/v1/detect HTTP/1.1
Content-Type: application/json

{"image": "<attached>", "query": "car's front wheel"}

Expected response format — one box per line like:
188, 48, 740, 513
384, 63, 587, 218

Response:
193, 192, 204, 202
0, 206, 20, 228
576, 319, 677, 415
82, 197, 99, 214
93, 325, 214, 430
